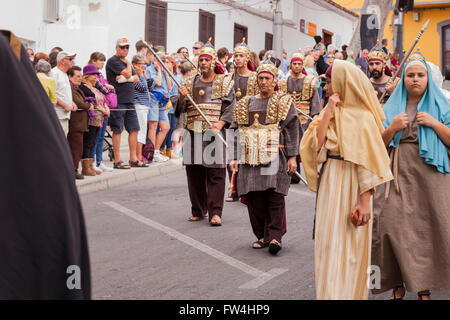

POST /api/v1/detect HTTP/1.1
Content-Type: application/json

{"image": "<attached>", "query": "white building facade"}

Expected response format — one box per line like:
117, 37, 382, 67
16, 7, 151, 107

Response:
0, 0, 357, 65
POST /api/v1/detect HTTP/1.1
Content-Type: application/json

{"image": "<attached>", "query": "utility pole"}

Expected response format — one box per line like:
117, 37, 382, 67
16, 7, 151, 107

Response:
272, 0, 283, 60
393, 9, 404, 60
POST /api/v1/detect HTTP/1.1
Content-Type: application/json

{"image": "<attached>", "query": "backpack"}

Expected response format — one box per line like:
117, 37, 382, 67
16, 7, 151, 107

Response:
142, 137, 155, 163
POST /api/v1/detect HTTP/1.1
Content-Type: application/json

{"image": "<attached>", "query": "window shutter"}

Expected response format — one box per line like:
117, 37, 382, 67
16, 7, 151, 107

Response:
146, 0, 167, 49
265, 33, 273, 51
199, 10, 215, 46
233, 24, 248, 47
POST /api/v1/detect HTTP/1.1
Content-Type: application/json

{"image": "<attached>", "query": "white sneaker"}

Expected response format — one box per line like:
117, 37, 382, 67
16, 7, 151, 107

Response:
98, 162, 113, 172
153, 151, 169, 162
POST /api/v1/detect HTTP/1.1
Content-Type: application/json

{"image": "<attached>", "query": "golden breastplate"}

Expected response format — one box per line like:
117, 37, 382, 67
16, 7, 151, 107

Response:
186, 86, 221, 132
238, 111, 280, 166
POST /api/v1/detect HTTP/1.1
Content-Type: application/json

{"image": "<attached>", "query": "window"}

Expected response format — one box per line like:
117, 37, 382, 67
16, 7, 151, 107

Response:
146, 0, 167, 49
234, 24, 248, 47
300, 19, 306, 33
43, 0, 59, 23
199, 10, 215, 46
265, 32, 273, 51
443, 25, 450, 75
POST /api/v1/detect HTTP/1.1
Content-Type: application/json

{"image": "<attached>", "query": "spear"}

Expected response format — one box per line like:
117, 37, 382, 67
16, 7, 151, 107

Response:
181, 52, 201, 74
296, 107, 313, 121
143, 40, 228, 147
294, 171, 308, 186
379, 19, 430, 103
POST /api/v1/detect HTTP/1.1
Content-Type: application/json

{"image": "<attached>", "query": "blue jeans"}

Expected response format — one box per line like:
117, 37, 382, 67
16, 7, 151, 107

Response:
93, 118, 108, 165
160, 113, 178, 150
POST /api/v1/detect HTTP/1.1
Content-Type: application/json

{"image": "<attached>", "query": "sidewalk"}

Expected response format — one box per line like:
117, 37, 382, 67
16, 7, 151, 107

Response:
76, 132, 183, 195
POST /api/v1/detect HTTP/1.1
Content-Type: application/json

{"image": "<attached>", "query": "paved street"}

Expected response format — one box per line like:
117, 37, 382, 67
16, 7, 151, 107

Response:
80, 167, 450, 300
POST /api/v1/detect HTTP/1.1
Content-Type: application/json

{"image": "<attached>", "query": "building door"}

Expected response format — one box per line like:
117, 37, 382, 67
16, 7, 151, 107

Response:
443, 25, 450, 76
322, 29, 334, 46
145, 0, 167, 50
199, 9, 215, 46
265, 32, 273, 51
234, 24, 248, 47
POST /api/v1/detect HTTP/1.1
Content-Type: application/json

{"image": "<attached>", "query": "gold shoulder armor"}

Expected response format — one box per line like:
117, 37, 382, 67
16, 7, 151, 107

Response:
222, 73, 235, 97
279, 76, 289, 94
234, 95, 251, 124
246, 72, 259, 96
278, 93, 293, 121
301, 75, 317, 101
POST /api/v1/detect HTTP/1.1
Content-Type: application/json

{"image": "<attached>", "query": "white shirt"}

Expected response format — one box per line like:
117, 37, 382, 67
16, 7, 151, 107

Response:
50, 67, 72, 120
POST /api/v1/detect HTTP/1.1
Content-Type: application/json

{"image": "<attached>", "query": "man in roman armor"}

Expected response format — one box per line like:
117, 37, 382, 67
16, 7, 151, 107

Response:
279, 52, 321, 184
368, 43, 399, 105
176, 40, 235, 226
226, 39, 260, 202
229, 59, 301, 255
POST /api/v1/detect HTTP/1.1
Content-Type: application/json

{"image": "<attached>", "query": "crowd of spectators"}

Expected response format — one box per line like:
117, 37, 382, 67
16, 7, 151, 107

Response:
29, 36, 403, 180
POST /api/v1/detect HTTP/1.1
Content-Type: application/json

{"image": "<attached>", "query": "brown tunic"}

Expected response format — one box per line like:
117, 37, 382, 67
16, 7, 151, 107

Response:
372, 101, 450, 294
234, 72, 249, 101
372, 81, 389, 104
230, 96, 301, 196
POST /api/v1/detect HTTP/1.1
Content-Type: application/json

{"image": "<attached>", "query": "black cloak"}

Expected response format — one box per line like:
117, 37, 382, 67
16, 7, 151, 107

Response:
0, 31, 91, 299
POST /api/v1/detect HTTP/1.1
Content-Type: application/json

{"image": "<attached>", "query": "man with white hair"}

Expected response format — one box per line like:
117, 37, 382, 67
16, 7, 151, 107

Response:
346, 49, 356, 64
50, 51, 78, 136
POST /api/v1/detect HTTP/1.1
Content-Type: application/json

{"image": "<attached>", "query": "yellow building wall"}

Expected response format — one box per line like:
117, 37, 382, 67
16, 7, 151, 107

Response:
333, 0, 449, 67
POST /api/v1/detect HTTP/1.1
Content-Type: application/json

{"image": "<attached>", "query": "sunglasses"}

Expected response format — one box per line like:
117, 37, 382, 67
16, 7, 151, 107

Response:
192, 47, 200, 50
65, 57, 75, 61
119, 45, 130, 50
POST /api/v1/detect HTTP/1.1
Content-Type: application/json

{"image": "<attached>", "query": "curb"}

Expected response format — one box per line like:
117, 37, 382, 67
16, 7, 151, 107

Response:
76, 159, 184, 195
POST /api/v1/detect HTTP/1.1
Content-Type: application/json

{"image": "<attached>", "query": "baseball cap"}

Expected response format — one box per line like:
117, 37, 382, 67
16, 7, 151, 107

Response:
56, 51, 77, 63
116, 38, 130, 46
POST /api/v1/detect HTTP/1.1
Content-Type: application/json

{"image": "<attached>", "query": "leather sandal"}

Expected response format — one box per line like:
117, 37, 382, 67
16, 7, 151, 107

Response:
210, 215, 222, 226
418, 290, 431, 300
188, 216, 203, 222
390, 285, 406, 300
268, 239, 282, 255
252, 239, 268, 249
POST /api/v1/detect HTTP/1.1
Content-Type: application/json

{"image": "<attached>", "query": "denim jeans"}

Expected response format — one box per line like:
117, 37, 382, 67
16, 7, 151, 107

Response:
93, 117, 108, 165
160, 113, 178, 150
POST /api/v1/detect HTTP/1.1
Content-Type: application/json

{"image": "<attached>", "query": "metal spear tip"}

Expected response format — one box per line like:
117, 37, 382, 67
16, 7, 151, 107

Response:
422, 19, 430, 30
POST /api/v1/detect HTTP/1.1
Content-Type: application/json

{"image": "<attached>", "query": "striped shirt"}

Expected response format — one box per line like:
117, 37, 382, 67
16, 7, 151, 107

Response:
134, 76, 150, 106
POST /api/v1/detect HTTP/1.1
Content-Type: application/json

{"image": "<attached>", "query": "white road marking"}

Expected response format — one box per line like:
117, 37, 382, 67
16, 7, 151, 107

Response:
104, 201, 288, 289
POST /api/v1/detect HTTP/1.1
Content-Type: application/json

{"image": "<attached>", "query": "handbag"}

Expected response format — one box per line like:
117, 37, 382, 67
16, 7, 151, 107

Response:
99, 74, 118, 109
105, 92, 118, 109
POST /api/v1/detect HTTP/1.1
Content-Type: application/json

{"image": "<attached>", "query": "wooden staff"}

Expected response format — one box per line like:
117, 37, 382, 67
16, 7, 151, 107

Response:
227, 169, 237, 198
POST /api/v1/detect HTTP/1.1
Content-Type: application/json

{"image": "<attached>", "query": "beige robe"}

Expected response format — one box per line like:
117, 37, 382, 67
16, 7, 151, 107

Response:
309, 119, 392, 300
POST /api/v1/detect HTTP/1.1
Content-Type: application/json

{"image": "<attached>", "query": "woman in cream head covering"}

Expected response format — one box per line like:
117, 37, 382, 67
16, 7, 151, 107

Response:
300, 60, 393, 300
371, 57, 450, 300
